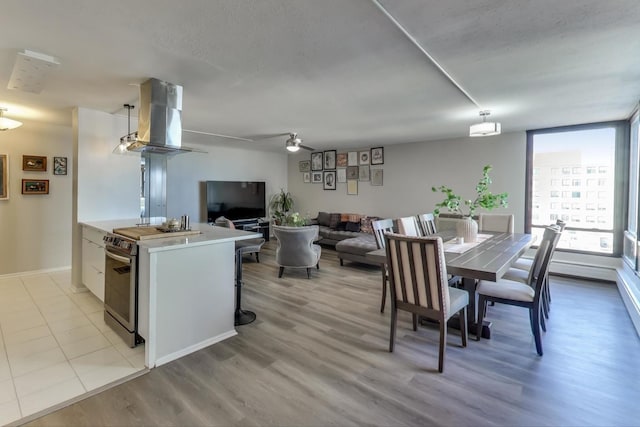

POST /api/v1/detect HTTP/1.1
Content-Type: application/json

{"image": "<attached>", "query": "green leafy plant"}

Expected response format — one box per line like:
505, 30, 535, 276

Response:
281, 212, 310, 227
269, 189, 294, 224
432, 165, 508, 217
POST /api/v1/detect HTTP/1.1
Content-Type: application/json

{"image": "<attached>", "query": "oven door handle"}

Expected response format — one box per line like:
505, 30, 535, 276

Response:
105, 249, 132, 264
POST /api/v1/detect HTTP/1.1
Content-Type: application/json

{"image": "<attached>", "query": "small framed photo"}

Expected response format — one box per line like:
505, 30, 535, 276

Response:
371, 169, 383, 186
22, 179, 49, 195
359, 165, 370, 181
359, 151, 370, 165
347, 180, 358, 195
311, 152, 323, 171
299, 160, 311, 172
53, 157, 68, 175
323, 171, 336, 190
348, 151, 358, 166
323, 150, 336, 170
337, 168, 347, 183
336, 153, 348, 168
371, 147, 384, 165
346, 166, 358, 180
303, 172, 311, 183
311, 171, 323, 183
22, 155, 47, 172
0, 154, 8, 200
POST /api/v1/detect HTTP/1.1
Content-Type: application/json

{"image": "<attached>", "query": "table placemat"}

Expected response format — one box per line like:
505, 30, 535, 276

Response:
443, 233, 493, 254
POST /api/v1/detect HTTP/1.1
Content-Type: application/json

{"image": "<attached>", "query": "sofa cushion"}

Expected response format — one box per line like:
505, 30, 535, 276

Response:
327, 230, 363, 241
317, 211, 331, 227
317, 225, 332, 238
335, 235, 378, 256
345, 221, 361, 232
360, 216, 379, 234
329, 213, 341, 229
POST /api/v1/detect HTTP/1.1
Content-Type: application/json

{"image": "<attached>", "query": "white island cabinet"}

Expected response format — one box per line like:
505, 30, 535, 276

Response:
80, 220, 260, 369
81, 225, 107, 301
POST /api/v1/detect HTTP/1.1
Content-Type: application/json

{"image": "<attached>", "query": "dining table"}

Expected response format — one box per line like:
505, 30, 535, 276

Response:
366, 230, 535, 339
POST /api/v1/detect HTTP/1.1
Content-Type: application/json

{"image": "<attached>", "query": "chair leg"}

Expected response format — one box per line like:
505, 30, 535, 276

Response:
459, 307, 468, 347
389, 305, 398, 352
540, 306, 547, 332
255, 252, 260, 263
438, 321, 447, 373
412, 314, 418, 331
380, 271, 387, 313
531, 307, 544, 356
340, 258, 344, 266
278, 266, 284, 278
307, 268, 311, 279
316, 262, 320, 270
476, 296, 487, 341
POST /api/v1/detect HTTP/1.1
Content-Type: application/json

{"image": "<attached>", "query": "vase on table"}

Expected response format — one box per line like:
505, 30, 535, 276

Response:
456, 217, 478, 243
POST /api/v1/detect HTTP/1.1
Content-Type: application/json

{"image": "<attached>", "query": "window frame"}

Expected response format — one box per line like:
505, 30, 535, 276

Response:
525, 121, 629, 257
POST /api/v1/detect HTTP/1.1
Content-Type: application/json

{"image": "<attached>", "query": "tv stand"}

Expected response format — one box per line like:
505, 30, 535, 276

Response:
232, 218, 270, 241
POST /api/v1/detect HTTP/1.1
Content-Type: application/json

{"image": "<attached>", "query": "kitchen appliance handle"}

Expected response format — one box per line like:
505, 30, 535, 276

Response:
105, 249, 131, 264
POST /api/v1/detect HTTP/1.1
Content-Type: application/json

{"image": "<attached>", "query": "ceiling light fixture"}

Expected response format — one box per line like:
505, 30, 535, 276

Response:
285, 133, 302, 152
0, 108, 23, 131
469, 110, 501, 137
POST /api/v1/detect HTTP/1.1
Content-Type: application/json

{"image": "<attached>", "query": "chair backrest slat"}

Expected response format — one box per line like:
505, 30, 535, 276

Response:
528, 225, 561, 286
397, 216, 420, 237
372, 218, 395, 249
417, 213, 437, 236
384, 233, 450, 318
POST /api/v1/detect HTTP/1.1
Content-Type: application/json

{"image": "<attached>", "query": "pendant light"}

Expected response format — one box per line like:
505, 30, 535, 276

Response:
0, 108, 23, 131
114, 104, 137, 154
469, 110, 501, 137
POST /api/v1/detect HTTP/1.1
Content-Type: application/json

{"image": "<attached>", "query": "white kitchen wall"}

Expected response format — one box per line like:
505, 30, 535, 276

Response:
288, 132, 526, 231
166, 143, 288, 223
0, 119, 72, 275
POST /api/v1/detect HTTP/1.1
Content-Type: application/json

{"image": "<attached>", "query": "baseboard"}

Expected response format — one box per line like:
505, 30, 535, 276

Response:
616, 265, 640, 338
154, 329, 238, 367
0, 265, 71, 279
550, 259, 617, 282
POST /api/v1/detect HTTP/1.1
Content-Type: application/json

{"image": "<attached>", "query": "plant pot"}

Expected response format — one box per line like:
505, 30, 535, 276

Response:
456, 217, 478, 243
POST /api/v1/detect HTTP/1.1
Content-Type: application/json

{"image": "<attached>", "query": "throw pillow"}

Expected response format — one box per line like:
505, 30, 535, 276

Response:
317, 211, 330, 227
345, 221, 361, 232
360, 216, 379, 234
329, 213, 341, 229
341, 213, 362, 223
336, 222, 347, 231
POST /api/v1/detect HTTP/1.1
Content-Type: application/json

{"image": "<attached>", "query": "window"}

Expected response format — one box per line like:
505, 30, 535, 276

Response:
527, 122, 626, 255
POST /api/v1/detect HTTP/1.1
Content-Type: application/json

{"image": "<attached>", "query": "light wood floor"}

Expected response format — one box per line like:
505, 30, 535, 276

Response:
24, 241, 640, 426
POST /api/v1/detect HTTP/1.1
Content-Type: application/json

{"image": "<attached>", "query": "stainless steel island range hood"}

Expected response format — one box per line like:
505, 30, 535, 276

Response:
127, 78, 197, 155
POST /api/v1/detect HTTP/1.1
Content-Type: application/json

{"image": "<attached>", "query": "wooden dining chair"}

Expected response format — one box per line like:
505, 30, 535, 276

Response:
397, 216, 420, 237
384, 233, 469, 372
476, 225, 560, 356
416, 213, 437, 236
372, 218, 395, 313
478, 213, 514, 233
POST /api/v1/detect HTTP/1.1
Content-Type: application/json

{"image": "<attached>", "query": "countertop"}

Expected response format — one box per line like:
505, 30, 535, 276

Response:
81, 219, 261, 253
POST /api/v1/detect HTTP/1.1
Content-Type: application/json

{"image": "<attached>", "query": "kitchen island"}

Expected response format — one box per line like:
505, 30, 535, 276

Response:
81, 219, 261, 368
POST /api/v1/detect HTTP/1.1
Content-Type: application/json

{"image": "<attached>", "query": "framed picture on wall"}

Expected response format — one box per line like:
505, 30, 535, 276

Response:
0, 154, 8, 200
371, 169, 383, 186
348, 151, 358, 166
324, 150, 336, 170
53, 157, 68, 175
22, 179, 49, 195
346, 166, 358, 180
323, 171, 336, 190
22, 155, 47, 172
311, 152, 323, 171
336, 153, 348, 168
337, 168, 347, 183
347, 180, 358, 195
359, 165, 370, 181
299, 160, 311, 172
311, 171, 323, 183
303, 172, 311, 183
359, 151, 370, 165
371, 147, 384, 165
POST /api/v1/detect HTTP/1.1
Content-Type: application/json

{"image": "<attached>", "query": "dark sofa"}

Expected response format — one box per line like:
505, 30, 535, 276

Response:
312, 212, 380, 266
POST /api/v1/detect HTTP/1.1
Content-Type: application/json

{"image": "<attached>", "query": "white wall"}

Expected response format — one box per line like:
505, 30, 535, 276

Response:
0, 119, 73, 275
288, 132, 527, 231
167, 144, 288, 223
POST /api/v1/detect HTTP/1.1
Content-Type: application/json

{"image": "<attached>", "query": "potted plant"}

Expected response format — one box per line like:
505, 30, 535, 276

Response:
269, 189, 294, 225
432, 165, 508, 241
281, 212, 310, 227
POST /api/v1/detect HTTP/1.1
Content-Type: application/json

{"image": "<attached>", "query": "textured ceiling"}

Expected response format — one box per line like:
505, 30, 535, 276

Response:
1, 0, 639, 151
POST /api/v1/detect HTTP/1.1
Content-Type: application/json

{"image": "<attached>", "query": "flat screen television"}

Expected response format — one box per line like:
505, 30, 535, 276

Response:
206, 181, 266, 222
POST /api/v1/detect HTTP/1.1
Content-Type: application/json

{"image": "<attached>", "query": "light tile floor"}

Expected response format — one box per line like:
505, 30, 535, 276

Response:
0, 270, 145, 425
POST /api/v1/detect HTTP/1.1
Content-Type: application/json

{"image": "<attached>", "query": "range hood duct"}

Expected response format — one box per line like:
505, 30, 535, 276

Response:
127, 78, 197, 155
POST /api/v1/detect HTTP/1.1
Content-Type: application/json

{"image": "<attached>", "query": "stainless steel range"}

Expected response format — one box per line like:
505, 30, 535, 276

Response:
103, 233, 144, 347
